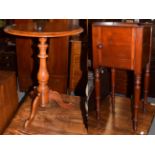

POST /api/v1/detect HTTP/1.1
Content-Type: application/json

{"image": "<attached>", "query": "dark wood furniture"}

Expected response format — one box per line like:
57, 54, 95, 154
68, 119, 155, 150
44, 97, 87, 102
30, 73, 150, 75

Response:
92, 22, 152, 131
4, 22, 83, 128
0, 24, 16, 71
69, 19, 88, 96
69, 40, 87, 96
149, 24, 155, 97
0, 46, 16, 70
0, 71, 18, 133
69, 40, 83, 93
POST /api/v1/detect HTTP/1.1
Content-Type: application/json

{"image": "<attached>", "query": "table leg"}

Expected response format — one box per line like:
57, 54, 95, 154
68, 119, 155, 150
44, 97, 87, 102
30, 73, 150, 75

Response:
95, 68, 101, 120
24, 93, 41, 128
133, 73, 141, 131
111, 68, 115, 113
24, 37, 72, 128
143, 63, 150, 111
48, 90, 72, 108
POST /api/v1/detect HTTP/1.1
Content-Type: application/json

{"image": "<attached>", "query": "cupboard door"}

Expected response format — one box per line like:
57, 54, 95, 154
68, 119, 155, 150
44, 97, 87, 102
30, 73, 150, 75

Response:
92, 26, 135, 70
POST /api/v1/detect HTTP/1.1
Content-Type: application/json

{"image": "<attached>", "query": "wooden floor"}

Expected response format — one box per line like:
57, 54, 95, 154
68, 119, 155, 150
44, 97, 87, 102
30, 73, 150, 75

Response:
3, 93, 155, 135
88, 96, 155, 135
3, 94, 87, 135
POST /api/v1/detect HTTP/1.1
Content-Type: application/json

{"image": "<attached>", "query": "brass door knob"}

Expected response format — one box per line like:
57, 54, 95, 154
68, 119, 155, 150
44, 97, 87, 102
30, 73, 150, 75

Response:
97, 43, 103, 49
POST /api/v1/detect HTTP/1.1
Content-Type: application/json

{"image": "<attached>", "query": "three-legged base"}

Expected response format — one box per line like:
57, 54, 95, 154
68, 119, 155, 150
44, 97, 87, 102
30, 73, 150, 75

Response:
24, 89, 73, 128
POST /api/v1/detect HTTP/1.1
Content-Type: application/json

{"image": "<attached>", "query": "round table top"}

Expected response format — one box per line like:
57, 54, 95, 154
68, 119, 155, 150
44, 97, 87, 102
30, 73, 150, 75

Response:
4, 22, 83, 38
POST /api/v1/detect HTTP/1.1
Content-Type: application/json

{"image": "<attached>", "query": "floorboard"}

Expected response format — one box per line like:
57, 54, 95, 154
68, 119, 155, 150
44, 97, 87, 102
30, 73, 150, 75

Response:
88, 96, 155, 135
3, 94, 87, 135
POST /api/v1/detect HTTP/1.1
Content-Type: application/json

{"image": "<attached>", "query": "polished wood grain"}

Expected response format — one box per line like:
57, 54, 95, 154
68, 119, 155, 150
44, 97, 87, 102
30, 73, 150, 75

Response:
0, 71, 18, 134
4, 23, 83, 128
110, 24, 155, 98
14, 20, 34, 91
92, 22, 152, 130
4, 23, 83, 38
3, 95, 87, 135
88, 96, 155, 135
111, 68, 115, 113
95, 68, 101, 120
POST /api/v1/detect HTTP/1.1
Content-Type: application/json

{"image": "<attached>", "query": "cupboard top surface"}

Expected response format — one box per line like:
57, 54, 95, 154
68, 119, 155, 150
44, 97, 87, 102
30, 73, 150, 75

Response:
4, 22, 83, 38
92, 22, 152, 28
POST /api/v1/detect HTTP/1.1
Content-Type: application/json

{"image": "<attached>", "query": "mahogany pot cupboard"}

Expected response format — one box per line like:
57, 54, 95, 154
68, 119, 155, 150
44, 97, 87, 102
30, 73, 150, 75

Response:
92, 22, 152, 131
88, 20, 155, 99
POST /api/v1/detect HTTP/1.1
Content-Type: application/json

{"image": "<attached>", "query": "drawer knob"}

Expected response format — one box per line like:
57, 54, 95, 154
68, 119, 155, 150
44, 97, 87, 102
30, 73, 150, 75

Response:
97, 43, 103, 49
